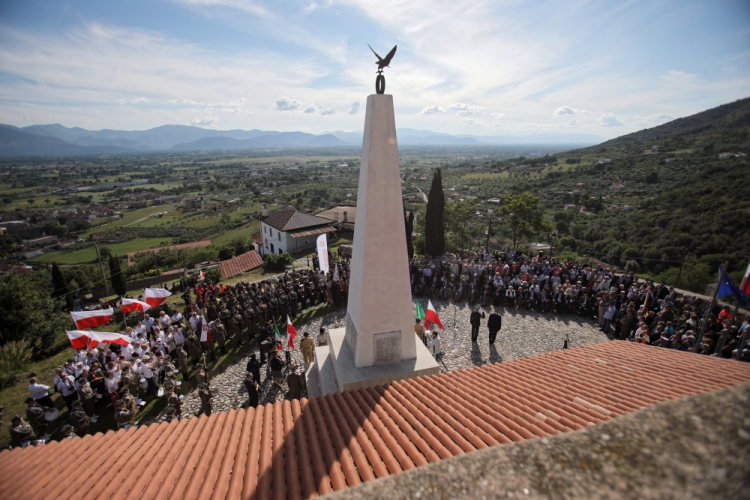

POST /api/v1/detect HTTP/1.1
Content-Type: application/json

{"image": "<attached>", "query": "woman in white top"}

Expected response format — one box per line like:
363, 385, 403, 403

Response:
105, 371, 120, 405
173, 327, 185, 346
171, 311, 183, 327
159, 311, 171, 330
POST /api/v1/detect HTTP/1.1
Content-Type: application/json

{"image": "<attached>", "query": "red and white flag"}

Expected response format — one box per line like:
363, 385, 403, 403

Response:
70, 308, 113, 329
741, 263, 750, 295
200, 315, 211, 343
425, 300, 444, 330
640, 289, 651, 314
122, 298, 151, 315
66, 330, 93, 350
90, 331, 133, 347
286, 315, 297, 348
144, 288, 171, 308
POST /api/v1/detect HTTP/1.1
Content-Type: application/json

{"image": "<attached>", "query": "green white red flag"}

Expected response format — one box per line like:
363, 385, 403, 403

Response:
425, 300, 444, 330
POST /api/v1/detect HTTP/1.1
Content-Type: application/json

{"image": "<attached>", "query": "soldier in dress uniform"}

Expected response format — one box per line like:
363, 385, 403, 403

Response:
166, 386, 182, 419
286, 365, 303, 400
232, 310, 246, 345
212, 321, 227, 355
9, 416, 35, 447
69, 401, 91, 435
195, 365, 208, 386
24, 398, 50, 440
186, 331, 202, 364
78, 379, 99, 422
177, 346, 190, 376
198, 383, 213, 416
219, 305, 231, 336
114, 400, 133, 430
300, 332, 315, 364
60, 424, 78, 441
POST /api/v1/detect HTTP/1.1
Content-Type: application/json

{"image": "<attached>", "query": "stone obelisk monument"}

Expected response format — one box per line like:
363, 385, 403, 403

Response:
308, 92, 439, 395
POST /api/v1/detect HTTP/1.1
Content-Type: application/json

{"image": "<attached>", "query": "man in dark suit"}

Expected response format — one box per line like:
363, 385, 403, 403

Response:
470, 306, 482, 343
487, 310, 502, 344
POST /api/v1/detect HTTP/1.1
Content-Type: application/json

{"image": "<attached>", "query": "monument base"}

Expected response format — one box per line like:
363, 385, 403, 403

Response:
307, 327, 440, 396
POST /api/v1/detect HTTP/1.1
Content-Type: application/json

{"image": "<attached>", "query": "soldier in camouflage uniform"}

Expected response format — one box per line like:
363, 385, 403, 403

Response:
114, 400, 134, 430
166, 385, 182, 419
198, 383, 213, 416
24, 398, 50, 440
77, 379, 99, 422
176, 346, 189, 376
69, 401, 91, 435
9, 416, 35, 447
211, 321, 227, 355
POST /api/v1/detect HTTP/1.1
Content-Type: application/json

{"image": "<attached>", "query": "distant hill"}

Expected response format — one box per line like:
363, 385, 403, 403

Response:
0, 121, 605, 156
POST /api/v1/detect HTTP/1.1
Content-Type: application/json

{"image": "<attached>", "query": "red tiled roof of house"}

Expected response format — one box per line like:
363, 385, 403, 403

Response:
219, 250, 264, 279
254, 207, 334, 232
127, 240, 212, 266
2, 342, 749, 499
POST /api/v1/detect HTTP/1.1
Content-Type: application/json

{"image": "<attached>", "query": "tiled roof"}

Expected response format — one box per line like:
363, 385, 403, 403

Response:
219, 250, 264, 279
255, 207, 334, 232
2, 342, 749, 499
127, 240, 212, 266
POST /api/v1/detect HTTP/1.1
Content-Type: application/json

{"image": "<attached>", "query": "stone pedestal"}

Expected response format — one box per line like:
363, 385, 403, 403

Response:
307, 94, 439, 396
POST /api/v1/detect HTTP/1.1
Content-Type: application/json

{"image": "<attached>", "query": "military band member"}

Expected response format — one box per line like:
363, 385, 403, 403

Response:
60, 423, 78, 441
24, 398, 50, 440
9, 416, 35, 447
114, 400, 133, 430
69, 401, 91, 435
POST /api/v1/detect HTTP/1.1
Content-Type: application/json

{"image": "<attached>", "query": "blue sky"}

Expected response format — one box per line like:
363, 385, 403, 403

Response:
0, 0, 748, 138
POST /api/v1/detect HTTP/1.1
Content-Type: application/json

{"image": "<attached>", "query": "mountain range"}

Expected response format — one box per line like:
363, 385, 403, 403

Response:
0, 122, 604, 157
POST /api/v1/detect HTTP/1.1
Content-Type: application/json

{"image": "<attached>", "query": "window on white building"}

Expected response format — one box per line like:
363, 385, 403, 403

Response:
278, 232, 281, 241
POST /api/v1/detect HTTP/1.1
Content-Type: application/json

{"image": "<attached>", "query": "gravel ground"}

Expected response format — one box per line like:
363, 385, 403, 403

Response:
177, 298, 608, 418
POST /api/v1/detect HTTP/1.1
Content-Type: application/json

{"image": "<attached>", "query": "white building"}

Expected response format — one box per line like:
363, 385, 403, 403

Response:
254, 205, 336, 256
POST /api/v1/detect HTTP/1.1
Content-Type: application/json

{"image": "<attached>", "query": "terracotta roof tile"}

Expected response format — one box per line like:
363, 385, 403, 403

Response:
254, 207, 334, 232
3, 342, 750, 499
219, 250, 263, 279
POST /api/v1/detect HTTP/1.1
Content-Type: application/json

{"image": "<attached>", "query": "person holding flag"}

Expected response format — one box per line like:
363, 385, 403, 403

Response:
415, 302, 427, 342
424, 300, 444, 331
272, 318, 284, 352
286, 315, 298, 348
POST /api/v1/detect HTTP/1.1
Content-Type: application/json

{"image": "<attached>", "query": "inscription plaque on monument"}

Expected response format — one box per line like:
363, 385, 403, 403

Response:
373, 331, 401, 365
345, 314, 358, 354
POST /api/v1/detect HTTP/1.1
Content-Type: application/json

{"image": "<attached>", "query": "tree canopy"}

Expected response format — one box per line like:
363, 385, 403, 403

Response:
424, 168, 445, 256
499, 192, 552, 250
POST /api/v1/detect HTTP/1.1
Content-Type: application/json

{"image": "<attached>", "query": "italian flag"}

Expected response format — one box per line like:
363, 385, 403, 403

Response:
273, 319, 283, 351
741, 263, 750, 295
122, 298, 151, 315
70, 308, 114, 329
425, 300, 444, 330
416, 301, 426, 322
286, 315, 297, 348
144, 287, 171, 307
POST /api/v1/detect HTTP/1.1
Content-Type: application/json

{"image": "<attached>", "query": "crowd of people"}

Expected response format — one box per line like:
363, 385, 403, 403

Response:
410, 249, 750, 359
7, 247, 748, 449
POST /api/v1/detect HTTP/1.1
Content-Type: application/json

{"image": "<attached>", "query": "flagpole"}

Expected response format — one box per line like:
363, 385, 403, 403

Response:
694, 261, 728, 353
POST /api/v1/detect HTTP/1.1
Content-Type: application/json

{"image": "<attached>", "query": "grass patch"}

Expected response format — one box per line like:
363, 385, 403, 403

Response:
29, 238, 171, 265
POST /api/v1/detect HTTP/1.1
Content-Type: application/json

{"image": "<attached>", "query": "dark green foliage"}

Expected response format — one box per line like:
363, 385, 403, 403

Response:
262, 252, 293, 272
0, 276, 70, 354
108, 254, 127, 298
51, 262, 67, 299
424, 168, 445, 256
405, 210, 414, 259
499, 192, 552, 250
655, 261, 713, 294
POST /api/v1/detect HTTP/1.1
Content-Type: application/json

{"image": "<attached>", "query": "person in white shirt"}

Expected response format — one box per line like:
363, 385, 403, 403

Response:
142, 315, 154, 336
174, 327, 185, 346
158, 311, 171, 330
171, 311, 183, 327
135, 321, 146, 338
28, 377, 54, 407
121, 342, 133, 361
57, 372, 78, 410
105, 371, 120, 405
132, 342, 144, 359
427, 331, 442, 360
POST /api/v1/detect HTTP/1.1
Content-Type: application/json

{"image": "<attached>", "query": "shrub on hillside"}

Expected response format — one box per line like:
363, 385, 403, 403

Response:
0, 340, 36, 389
263, 252, 293, 272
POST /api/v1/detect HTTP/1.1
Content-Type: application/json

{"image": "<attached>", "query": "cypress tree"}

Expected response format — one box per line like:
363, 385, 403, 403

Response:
405, 210, 414, 259
51, 262, 67, 299
109, 254, 127, 298
424, 168, 445, 256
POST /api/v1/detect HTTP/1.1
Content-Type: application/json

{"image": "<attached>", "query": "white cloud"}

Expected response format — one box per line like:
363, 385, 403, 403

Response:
117, 98, 126, 105
636, 113, 674, 123
189, 116, 219, 126
420, 105, 445, 115
181, 99, 200, 105
448, 103, 485, 116
220, 108, 241, 114
167, 99, 178, 104
274, 96, 303, 111
226, 98, 245, 106
303, 103, 317, 113
567, 119, 579, 127
130, 97, 148, 104
348, 101, 360, 115
598, 113, 625, 127
304, 2, 318, 13
319, 106, 336, 115
554, 105, 589, 116
460, 118, 484, 127
491, 112, 505, 119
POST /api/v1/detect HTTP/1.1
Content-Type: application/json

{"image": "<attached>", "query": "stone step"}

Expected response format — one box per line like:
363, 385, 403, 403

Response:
315, 345, 340, 396
304, 361, 320, 398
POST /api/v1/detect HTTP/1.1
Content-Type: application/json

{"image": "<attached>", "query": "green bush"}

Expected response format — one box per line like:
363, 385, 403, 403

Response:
207, 268, 223, 283
0, 340, 35, 389
558, 251, 579, 262
263, 252, 293, 272
625, 259, 641, 273
559, 236, 577, 250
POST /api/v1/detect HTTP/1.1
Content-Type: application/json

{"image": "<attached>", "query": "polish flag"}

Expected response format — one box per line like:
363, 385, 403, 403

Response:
66, 330, 94, 350
741, 263, 750, 295
200, 315, 211, 343
286, 315, 297, 348
425, 300, 444, 330
70, 308, 114, 329
90, 331, 133, 347
144, 288, 171, 307
122, 298, 151, 315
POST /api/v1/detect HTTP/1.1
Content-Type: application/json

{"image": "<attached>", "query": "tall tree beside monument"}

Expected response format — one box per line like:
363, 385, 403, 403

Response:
405, 209, 414, 259
424, 168, 445, 256
108, 254, 127, 299
500, 192, 552, 250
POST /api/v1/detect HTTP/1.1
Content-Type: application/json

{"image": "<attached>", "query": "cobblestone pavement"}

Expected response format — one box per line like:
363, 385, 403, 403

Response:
176, 299, 608, 418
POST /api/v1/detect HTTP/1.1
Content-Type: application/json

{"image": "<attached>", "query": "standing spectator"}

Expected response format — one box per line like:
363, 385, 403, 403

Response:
602, 301, 617, 334
487, 310, 502, 345
56, 370, 78, 411
27, 376, 54, 408
470, 306, 482, 343
287, 366, 303, 400
300, 332, 315, 364
269, 350, 284, 387
246, 354, 262, 386
244, 373, 259, 408
24, 398, 50, 441
428, 330, 442, 359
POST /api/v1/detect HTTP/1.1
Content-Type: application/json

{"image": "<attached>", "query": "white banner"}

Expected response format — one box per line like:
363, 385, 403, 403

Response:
316, 234, 329, 273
